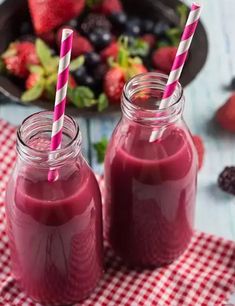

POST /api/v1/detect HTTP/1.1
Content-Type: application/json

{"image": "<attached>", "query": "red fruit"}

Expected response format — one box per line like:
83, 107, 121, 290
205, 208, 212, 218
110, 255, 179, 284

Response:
26, 73, 41, 90
3, 42, 39, 78
28, 0, 85, 34
104, 67, 125, 104
192, 135, 205, 170
57, 28, 93, 58
101, 42, 119, 61
39, 31, 55, 46
68, 74, 77, 89
216, 95, 235, 132
94, 0, 123, 15
152, 46, 177, 74
133, 63, 148, 75
142, 34, 156, 48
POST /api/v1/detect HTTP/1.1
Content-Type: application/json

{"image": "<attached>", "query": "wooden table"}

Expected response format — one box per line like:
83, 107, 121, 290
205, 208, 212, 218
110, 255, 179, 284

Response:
1, 1, 235, 241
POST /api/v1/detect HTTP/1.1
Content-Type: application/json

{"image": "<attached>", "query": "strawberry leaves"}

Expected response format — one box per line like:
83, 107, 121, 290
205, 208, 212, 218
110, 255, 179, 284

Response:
21, 80, 45, 102
36, 39, 58, 73
68, 86, 109, 111
69, 56, 85, 72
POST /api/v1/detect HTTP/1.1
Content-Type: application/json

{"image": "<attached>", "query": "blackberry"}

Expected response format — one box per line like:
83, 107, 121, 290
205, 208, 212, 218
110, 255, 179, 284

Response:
218, 167, 235, 195
81, 13, 112, 35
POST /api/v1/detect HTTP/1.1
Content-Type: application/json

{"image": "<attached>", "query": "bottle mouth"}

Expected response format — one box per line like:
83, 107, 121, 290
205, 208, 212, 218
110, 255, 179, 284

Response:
122, 72, 184, 125
17, 111, 81, 166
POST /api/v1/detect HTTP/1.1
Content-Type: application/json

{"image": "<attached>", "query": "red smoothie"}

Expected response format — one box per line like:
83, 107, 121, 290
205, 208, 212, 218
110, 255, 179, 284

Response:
105, 123, 197, 266
5, 112, 103, 305
6, 161, 103, 304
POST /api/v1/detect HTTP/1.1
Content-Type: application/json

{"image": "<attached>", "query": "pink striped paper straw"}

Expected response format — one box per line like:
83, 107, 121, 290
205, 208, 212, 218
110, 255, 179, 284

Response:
48, 28, 73, 182
150, 2, 201, 142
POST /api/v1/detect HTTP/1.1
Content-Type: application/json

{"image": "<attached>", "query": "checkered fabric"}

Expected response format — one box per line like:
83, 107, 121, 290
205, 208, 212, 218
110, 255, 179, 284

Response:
0, 119, 235, 306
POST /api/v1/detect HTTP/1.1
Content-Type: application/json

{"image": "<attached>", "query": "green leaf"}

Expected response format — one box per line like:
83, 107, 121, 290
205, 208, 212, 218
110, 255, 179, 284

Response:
128, 38, 150, 57
70, 86, 97, 108
21, 81, 45, 103
93, 137, 109, 163
177, 4, 188, 29
70, 56, 85, 72
158, 40, 171, 48
36, 39, 58, 73
1, 45, 17, 59
98, 93, 109, 112
29, 65, 45, 75
166, 28, 181, 46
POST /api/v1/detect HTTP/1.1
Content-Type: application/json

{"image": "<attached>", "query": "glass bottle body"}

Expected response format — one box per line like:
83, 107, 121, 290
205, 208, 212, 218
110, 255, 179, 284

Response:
5, 112, 103, 304
104, 73, 198, 267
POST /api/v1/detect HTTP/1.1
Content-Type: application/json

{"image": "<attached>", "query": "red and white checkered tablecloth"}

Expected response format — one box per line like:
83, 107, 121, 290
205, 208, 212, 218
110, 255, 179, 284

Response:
0, 119, 235, 306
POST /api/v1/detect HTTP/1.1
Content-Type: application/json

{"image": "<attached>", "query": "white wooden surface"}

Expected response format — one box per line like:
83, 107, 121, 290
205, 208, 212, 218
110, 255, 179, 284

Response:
1, 0, 235, 243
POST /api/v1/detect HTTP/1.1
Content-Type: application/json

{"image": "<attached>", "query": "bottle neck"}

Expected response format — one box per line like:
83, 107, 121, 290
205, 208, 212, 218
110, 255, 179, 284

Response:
17, 111, 82, 168
121, 72, 184, 127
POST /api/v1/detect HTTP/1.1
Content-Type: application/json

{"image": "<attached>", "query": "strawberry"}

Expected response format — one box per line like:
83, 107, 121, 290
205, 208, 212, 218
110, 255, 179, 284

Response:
68, 74, 77, 89
216, 94, 235, 132
26, 73, 41, 90
28, 0, 85, 34
2, 41, 39, 78
101, 41, 119, 61
142, 34, 156, 49
104, 67, 125, 104
57, 28, 93, 58
39, 31, 56, 47
192, 135, 204, 170
103, 40, 147, 104
94, 0, 123, 15
152, 46, 177, 74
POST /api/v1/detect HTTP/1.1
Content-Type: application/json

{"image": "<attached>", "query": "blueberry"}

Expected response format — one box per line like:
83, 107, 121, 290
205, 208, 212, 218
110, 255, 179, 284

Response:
109, 12, 127, 30
153, 21, 170, 38
82, 75, 98, 91
67, 18, 78, 29
142, 19, 155, 34
73, 66, 88, 83
125, 18, 142, 36
89, 29, 112, 50
85, 52, 101, 68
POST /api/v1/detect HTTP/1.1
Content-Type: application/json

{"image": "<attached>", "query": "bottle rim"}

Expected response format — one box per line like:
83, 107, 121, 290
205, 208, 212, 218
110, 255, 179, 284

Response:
17, 111, 81, 167
122, 72, 184, 125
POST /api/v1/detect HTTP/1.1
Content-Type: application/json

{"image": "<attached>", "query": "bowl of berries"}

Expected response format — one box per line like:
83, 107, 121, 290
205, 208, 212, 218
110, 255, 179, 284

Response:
0, 0, 208, 116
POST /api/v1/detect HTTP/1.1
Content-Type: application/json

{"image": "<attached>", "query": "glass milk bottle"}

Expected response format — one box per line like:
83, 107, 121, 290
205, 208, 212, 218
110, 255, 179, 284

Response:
104, 73, 198, 267
5, 111, 103, 304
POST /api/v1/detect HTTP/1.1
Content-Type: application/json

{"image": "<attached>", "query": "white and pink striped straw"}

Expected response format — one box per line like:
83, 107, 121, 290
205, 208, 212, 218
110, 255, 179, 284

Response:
150, 2, 202, 142
48, 28, 73, 182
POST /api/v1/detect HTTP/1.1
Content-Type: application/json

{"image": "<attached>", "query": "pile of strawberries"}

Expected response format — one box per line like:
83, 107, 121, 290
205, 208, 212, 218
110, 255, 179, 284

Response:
0, 0, 187, 109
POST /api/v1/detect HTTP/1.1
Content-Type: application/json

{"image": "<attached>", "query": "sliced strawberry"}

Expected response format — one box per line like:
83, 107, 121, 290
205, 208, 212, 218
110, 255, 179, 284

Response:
101, 41, 119, 62
28, 0, 85, 34
104, 67, 125, 104
2, 41, 39, 78
152, 46, 177, 74
26, 73, 41, 90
